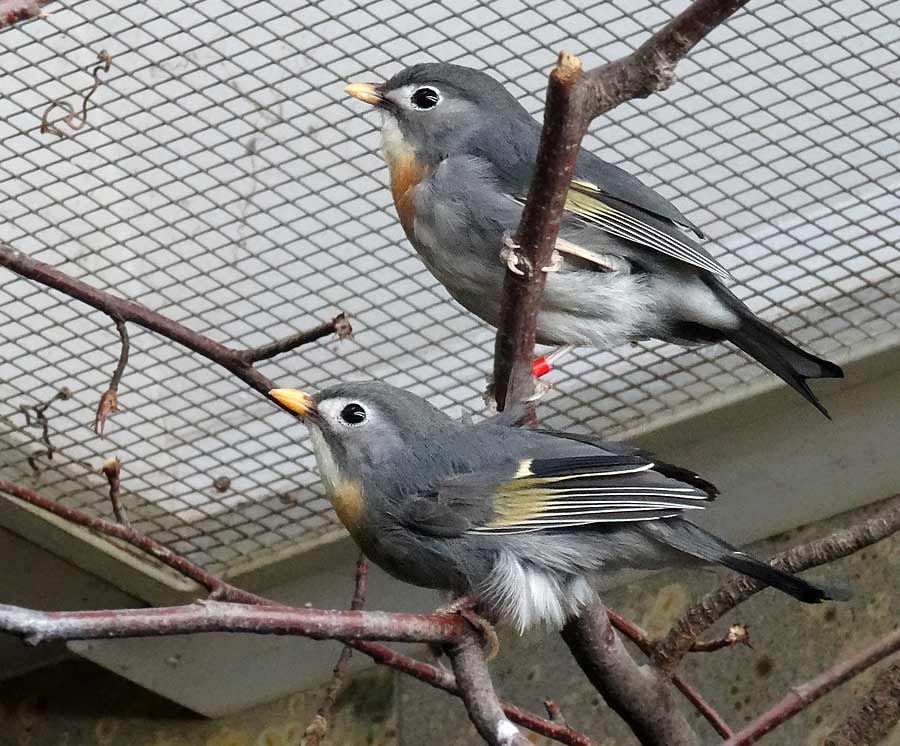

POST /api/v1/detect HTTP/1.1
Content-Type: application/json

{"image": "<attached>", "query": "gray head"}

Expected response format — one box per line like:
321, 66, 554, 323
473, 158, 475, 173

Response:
345, 63, 531, 167
270, 381, 454, 488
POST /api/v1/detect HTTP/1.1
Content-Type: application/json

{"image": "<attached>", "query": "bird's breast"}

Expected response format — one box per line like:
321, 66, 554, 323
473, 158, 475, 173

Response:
380, 119, 431, 238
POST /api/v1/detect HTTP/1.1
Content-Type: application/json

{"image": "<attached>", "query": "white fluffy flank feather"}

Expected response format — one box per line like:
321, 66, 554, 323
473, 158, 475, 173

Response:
480, 552, 593, 633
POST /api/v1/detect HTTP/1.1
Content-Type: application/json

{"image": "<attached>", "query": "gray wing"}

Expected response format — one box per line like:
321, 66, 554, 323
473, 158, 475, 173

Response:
396, 436, 714, 539
474, 118, 730, 280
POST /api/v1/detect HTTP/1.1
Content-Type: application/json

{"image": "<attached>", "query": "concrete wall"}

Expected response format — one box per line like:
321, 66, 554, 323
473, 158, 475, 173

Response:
1, 493, 897, 746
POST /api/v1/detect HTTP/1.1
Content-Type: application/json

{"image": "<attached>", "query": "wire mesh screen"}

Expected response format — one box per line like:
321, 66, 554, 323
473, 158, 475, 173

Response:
1, 0, 898, 574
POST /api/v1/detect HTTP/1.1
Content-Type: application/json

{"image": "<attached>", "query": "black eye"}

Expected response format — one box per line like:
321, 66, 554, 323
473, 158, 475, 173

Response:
339, 402, 367, 426
410, 86, 440, 110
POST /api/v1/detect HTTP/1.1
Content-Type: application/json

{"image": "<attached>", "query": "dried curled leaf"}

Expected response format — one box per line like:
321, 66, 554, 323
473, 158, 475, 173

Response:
94, 389, 119, 435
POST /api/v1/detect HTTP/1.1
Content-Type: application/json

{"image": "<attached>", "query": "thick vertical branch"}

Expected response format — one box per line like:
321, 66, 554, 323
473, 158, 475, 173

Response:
562, 596, 699, 746
447, 633, 531, 746
492, 53, 585, 410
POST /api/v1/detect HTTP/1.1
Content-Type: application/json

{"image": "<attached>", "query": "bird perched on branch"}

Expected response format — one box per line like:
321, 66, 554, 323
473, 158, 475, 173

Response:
346, 63, 844, 416
271, 382, 841, 632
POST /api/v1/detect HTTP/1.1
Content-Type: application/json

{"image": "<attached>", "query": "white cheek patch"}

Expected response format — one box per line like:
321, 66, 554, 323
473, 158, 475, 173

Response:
309, 427, 343, 494
380, 117, 413, 165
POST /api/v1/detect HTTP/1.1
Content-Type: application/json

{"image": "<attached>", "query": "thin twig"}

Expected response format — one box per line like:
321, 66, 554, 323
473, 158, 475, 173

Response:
240, 313, 352, 364
0, 242, 347, 407
17, 387, 70, 472
300, 555, 368, 746
606, 609, 734, 739
0, 478, 594, 746
447, 633, 531, 746
823, 660, 900, 746
689, 624, 751, 653
41, 49, 113, 137
562, 595, 700, 746
722, 628, 900, 746
654, 497, 900, 673
101, 456, 129, 527
95, 317, 129, 435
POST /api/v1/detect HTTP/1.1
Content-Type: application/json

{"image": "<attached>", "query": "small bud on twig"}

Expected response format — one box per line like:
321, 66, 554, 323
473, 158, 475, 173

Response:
102, 456, 129, 527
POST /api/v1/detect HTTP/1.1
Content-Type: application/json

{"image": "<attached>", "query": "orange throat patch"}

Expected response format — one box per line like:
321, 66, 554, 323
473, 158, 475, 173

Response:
387, 153, 429, 238
328, 479, 364, 533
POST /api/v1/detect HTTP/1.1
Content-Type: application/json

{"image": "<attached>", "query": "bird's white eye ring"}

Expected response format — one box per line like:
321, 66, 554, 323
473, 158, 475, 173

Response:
339, 402, 367, 426
410, 86, 441, 110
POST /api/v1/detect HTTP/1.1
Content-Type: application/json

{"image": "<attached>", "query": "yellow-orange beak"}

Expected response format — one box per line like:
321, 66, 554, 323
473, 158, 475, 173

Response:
345, 81, 385, 107
270, 388, 317, 418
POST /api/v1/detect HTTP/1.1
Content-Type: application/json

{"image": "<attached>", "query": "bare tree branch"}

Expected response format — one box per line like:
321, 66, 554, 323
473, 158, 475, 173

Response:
0, 478, 267, 605
0, 601, 468, 646
722, 628, 900, 746
606, 608, 734, 739
562, 595, 700, 746
0, 242, 349, 406
823, 660, 900, 746
581, 0, 751, 120
351, 639, 598, 746
0, 478, 594, 746
447, 633, 531, 746
654, 497, 900, 673
301, 555, 368, 746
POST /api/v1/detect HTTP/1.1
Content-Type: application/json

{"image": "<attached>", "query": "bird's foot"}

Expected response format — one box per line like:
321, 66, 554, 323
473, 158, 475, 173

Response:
436, 595, 500, 661
541, 250, 562, 273
499, 232, 530, 277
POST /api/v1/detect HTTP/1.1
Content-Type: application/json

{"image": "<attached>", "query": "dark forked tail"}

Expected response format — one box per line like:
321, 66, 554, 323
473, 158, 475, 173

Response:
716, 286, 844, 418
642, 519, 846, 604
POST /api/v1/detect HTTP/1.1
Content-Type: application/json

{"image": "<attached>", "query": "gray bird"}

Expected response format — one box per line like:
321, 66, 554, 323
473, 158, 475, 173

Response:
346, 64, 844, 416
271, 382, 839, 632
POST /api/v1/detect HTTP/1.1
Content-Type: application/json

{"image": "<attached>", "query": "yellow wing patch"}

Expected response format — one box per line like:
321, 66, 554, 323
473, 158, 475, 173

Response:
563, 180, 731, 280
